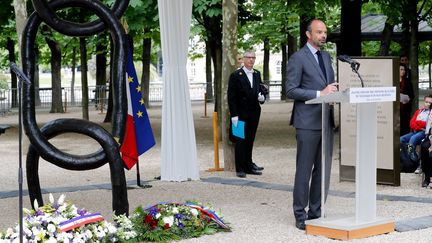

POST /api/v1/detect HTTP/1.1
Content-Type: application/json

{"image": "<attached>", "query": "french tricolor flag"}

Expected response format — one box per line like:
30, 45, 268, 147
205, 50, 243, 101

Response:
120, 46, 156, 170
58, 213, 104, 232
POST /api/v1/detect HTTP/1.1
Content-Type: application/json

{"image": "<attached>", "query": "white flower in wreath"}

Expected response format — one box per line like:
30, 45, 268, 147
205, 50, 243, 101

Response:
49, 193, 55, 204
38, 215, 50, 224
73, 231, 85, 242
57, 232, 73, 241
96, 226, 106, 238
51, 216, 65, 225
190, 208, 199, 217
57, 205, 67, 213
172, 207, 179, 214
46, 237, 57, 243
107, 223, 118, 234
47, 224, 56, 233
6, 228, 19, 239
33, 199, 39, 210
5, 228, 14, 238
155, 213, 161, 219
84, 229, 93, 238
163, 216, 174, 227
23, 226, 32, 237
58, 194, 65, 205
32, 227, 47, 241
70, 205, 79, 216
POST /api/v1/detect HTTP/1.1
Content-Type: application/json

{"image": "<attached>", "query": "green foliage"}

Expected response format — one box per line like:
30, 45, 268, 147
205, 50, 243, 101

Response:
121, 0, 160, 66
0, 74, 9, 90
362, 41, 381, 56
419, 41, 432, 66
193, 0, 221, 16
238, 1, 293, 51
0, 2, 13, 27
0, 49, 10, 68
238, 0, 340, 53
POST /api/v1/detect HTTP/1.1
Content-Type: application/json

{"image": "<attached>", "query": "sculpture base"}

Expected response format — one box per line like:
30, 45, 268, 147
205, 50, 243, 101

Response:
306, 216, 394, 240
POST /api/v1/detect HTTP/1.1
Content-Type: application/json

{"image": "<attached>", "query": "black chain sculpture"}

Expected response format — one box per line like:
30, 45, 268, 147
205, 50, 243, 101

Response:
22, 0, 130, 215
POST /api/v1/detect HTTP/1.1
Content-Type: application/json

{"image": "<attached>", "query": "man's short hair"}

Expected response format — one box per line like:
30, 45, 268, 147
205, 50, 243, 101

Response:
306, 19, 324, 32
243, 50, 255, 57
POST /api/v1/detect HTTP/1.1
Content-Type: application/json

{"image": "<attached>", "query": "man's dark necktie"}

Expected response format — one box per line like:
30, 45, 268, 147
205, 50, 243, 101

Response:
316, 50, 327, 82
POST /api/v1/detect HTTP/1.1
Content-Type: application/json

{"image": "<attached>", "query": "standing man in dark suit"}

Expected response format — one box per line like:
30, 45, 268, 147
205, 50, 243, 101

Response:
228, 50, 265, 178
286, 19, 338, 230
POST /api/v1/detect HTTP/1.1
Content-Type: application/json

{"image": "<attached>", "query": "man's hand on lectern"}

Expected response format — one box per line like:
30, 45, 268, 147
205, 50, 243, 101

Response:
320, 82, 339, 96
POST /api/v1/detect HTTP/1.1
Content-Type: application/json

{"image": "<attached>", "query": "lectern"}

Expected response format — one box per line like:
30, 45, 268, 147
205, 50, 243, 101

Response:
305, 87, 396, 240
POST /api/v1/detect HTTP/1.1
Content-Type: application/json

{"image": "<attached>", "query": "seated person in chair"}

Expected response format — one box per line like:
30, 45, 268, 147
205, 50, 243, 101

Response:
420, 134, 432, 188
400, 94, 432, 161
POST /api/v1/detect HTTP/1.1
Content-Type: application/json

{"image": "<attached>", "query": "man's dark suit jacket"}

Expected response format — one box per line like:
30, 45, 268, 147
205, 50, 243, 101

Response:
228, 68, 263, 121
286, 45, 335, 130
227, 67, 264, 171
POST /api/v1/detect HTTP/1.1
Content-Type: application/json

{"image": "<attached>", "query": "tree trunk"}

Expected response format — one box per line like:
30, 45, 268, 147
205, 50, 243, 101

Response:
409, 14, 419, 112
429, 43, 431, 89
296, 0, 311, 47
45, 36, 64, 113
378, 21, 394, 56
204, 14, 222, 115
299, 15, 307, 48
12, 0, 27, 57
7, 37, 17, 108
141, 32, 152, 108
263, 37, 270, 82
104, 77, 113, 123
80, 37, 89, 120
213, 46, 222, 118
221, 0, 237, 172
281, 42, 288, 101
215, 49, 223, 143
283, 33, 297, 101
401, 20, 410, 55
205, 40, 214, 102
96, 35, 107, 110
104, 39, 114, 123
340, 0, 362, 56
71, 46, 76, 105
288, 33, 297, 57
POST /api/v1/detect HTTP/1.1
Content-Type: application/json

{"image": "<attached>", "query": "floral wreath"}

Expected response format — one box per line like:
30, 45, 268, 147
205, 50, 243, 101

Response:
0, 194, 230, 242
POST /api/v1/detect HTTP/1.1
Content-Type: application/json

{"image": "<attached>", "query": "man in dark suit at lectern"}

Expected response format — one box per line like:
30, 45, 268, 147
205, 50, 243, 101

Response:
286, 19, 338, 230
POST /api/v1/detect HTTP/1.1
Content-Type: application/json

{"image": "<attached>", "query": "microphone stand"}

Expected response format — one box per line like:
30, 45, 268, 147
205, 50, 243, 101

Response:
350, 62, 365, 88
10, 62, 31, 243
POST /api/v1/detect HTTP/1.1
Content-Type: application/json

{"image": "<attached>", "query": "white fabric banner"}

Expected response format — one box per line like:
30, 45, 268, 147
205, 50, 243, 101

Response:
158, 0, 199, 181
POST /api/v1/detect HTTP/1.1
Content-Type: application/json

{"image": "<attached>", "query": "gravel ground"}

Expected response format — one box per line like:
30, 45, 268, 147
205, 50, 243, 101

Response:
0, 101, 431, 242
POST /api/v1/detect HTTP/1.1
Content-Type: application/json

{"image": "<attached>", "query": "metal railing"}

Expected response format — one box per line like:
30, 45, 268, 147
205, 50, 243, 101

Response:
267, 80, 283, 100
0, 89, 11, 115
0, 83, 210, 113
0, 81, 285, 115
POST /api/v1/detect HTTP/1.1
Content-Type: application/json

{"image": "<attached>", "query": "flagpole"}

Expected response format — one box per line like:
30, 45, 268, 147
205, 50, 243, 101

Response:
123, 22, 154, 189
136, 160, 141, 186
135, 160, 151, 188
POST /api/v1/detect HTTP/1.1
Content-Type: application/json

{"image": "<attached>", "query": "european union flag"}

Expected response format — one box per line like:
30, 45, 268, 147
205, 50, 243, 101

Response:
120, 47, 156, 170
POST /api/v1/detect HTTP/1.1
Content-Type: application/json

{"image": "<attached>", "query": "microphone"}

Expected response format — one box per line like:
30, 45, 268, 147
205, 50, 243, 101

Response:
338, 55, 364, 87
337, 55, 360, 66
338, 55, 360, 72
